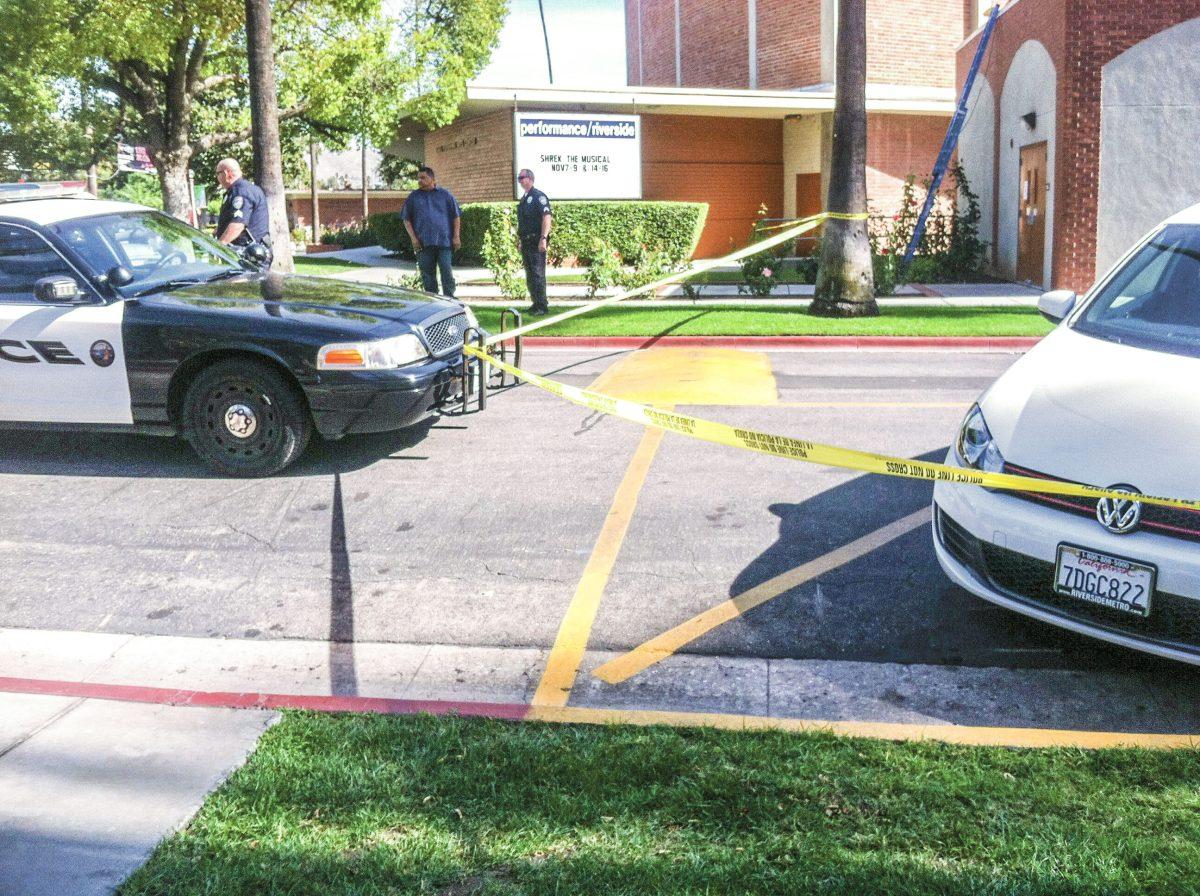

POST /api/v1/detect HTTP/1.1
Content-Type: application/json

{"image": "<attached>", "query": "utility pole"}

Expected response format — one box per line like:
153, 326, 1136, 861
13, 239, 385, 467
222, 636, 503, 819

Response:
361, 136, 369, 221
811, 0, 876, 317
309, 141, 320, 246
537, 0, 554, 84
244, 0, 294, 272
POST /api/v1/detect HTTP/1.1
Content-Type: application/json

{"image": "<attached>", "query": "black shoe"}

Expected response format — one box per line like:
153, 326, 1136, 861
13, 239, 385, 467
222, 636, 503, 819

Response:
526, 305, 549, 316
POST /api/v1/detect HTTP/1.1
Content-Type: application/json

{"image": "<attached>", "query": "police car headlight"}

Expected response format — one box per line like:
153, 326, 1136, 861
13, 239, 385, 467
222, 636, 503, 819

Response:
956, 404, 1005, 473
317, 334, 429, 370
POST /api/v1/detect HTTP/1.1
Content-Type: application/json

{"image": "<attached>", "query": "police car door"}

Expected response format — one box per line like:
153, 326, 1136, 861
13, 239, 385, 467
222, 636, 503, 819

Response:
0, 223, 133, 425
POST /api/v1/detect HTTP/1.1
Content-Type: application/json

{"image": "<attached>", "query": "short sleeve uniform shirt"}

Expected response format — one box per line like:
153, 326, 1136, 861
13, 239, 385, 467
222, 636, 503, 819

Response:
217, 178, 269, 245
517, 188, 552, 238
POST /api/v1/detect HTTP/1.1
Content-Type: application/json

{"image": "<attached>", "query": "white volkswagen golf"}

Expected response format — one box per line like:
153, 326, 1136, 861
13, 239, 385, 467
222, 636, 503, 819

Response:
933, 205, 1200, 664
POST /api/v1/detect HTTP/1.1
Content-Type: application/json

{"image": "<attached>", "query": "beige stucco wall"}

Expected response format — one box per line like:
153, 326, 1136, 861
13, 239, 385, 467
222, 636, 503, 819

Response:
1097, 17, 1200, 276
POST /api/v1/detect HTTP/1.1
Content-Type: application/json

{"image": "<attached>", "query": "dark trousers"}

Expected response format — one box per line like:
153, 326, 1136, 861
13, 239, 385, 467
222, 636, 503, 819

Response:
417, 246, 456, 297
520, 236, 548, 310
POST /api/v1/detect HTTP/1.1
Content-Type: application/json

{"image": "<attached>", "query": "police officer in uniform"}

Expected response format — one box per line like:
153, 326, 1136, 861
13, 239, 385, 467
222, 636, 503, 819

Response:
516, 168, 552, 315
215, 158, 271, 268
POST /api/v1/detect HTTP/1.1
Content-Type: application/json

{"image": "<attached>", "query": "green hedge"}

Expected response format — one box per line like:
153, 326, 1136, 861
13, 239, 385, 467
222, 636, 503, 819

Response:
543, 201, 708, 266
356, 200, 707, 266
369, 212, 413, 259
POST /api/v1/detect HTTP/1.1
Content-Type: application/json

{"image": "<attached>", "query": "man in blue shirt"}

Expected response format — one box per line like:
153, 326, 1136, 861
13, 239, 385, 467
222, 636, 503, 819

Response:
400, 166, 462, 297
215, 158, 271, 267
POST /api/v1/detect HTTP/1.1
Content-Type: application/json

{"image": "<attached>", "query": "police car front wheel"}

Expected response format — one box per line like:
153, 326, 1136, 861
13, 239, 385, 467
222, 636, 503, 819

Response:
182, 359, 312, 476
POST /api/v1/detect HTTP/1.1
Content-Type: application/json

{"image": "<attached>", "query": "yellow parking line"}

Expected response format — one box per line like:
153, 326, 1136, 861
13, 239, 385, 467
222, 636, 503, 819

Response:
525, 705, 1200, 751
531, 423, 667, 707
593, 507, 932, 685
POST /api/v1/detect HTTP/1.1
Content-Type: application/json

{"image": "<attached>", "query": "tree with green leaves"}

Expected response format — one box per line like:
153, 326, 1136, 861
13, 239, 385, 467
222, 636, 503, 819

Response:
0, 0, 506, 218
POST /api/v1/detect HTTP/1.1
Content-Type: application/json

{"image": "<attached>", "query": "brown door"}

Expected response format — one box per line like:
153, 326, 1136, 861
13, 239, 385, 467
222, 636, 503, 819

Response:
795, 172, 823, 255
1017, 142, 1048, 285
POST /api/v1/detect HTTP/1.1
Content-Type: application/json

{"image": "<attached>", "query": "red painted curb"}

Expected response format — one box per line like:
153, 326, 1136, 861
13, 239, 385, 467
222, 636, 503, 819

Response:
0, 676, 530, 720
520, 336, 1041, 350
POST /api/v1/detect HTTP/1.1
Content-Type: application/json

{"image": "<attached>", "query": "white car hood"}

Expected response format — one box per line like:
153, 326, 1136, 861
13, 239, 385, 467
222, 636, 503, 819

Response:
980, 325, 1200, 499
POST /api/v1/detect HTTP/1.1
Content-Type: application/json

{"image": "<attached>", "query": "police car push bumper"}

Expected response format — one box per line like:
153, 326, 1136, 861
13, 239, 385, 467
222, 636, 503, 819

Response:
306, 356, 461, 439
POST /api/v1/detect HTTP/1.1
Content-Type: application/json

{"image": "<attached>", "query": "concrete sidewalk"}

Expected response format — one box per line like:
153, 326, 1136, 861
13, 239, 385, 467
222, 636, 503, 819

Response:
3, 625, 1198, 893
308, 245, 1043, 305
0, 690, 272, 896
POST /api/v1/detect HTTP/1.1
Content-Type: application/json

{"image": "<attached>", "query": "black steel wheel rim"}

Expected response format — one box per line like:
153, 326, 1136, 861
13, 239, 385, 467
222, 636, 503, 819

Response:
197, 379, 283, 463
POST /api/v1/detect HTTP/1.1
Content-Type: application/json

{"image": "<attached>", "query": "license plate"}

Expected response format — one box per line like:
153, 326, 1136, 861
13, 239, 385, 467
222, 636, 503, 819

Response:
1054, 544, 1156, 617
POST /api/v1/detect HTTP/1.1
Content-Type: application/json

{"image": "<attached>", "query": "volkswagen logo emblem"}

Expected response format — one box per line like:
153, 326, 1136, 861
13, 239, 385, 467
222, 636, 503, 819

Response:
1096, 485, 1142, 535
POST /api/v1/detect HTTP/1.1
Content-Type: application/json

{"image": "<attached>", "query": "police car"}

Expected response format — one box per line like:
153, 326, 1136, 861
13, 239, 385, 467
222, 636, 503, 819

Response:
0, 183, 478, 476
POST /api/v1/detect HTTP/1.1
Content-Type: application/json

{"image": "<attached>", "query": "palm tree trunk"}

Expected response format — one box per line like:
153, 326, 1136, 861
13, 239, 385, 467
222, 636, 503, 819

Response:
245, 0, 294, 272
812, 0, 876, 317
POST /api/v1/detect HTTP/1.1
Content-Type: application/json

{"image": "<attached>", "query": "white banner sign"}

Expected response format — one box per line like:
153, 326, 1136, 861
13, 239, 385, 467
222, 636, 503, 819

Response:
513, 113, 641, 200
116, 143, 156, 174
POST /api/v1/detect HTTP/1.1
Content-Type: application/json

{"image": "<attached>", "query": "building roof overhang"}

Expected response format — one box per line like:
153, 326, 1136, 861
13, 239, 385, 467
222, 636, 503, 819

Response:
459, 82, 956, 119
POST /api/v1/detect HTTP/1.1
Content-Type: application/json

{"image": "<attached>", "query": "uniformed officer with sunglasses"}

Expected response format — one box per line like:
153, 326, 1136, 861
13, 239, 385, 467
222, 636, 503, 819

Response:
516, 168, 553, 315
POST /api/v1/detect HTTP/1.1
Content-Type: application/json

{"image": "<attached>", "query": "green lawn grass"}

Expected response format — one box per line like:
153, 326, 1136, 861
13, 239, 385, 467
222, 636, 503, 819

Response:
470, 305, 1053, 337
293, 256, 369, 277
119, 712, 1200, 895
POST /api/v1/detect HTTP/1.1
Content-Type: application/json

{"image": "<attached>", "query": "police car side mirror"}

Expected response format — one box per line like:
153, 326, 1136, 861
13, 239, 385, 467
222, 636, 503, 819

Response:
34, 276, 84, 304
106, 266, 134, 287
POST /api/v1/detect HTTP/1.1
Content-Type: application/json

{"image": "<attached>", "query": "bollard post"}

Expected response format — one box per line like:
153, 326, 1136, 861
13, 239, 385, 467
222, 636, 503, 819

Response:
475, 329, 488, 411
496, 308, 523, 387
461, 326, 481, 415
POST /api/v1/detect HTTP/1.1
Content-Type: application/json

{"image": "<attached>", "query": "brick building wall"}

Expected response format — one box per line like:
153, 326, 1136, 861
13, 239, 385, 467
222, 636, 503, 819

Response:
959, 0, 1200, 292
422, 109, 514, 204
641, 114, 783, 256
680, 0, 749, 87
755, 0, 823, 88
288, 194, 407, 234
628, 0, 974, 89
626, 0, 678, 85
626, 0, 642, 84
866, 0, 968, 89
865, 113, 950, 211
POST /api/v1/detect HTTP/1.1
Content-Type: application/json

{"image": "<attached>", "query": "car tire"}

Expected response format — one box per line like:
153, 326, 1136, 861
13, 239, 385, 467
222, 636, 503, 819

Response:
182, 358, 312, 477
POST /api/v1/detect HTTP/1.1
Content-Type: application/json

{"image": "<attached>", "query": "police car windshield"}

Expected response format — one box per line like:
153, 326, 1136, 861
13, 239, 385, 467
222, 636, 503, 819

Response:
1075, 224, 1200, 360
48, 211, 243, 295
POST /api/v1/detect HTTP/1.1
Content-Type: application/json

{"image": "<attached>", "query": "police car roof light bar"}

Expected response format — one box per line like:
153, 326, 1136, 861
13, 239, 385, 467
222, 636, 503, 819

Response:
0, 181, 93, 203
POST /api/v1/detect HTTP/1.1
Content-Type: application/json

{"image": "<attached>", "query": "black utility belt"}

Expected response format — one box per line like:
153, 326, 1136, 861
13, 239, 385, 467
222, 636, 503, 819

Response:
520, 233, 550, 241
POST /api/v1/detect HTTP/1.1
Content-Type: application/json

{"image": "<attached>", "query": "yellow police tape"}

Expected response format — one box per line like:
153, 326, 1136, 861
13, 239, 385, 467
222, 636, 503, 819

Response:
483, 211, 854, 346
463, 344, 1200, 513
467, 208, 1200, 512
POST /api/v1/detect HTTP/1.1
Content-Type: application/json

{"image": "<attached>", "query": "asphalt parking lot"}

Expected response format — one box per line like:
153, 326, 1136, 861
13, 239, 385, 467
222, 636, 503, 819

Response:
3, 346, 1198, 735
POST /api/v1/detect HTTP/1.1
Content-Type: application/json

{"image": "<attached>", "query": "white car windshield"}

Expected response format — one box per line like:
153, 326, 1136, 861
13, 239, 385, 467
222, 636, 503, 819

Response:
1075, 224, 1200, 359
48, 210, 244, 294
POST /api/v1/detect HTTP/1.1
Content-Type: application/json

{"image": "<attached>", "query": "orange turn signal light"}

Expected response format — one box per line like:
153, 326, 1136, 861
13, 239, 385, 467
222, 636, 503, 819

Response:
323, 348, 365, 367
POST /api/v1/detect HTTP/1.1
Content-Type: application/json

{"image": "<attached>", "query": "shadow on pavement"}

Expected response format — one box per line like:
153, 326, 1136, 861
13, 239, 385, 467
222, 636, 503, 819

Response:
710, 448, 1185, 674
0, 417, 439, 479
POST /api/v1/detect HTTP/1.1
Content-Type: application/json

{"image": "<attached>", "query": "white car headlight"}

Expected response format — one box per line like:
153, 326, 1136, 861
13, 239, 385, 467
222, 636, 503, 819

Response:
956, 404, 1005, 473
317, 333, 429, 370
